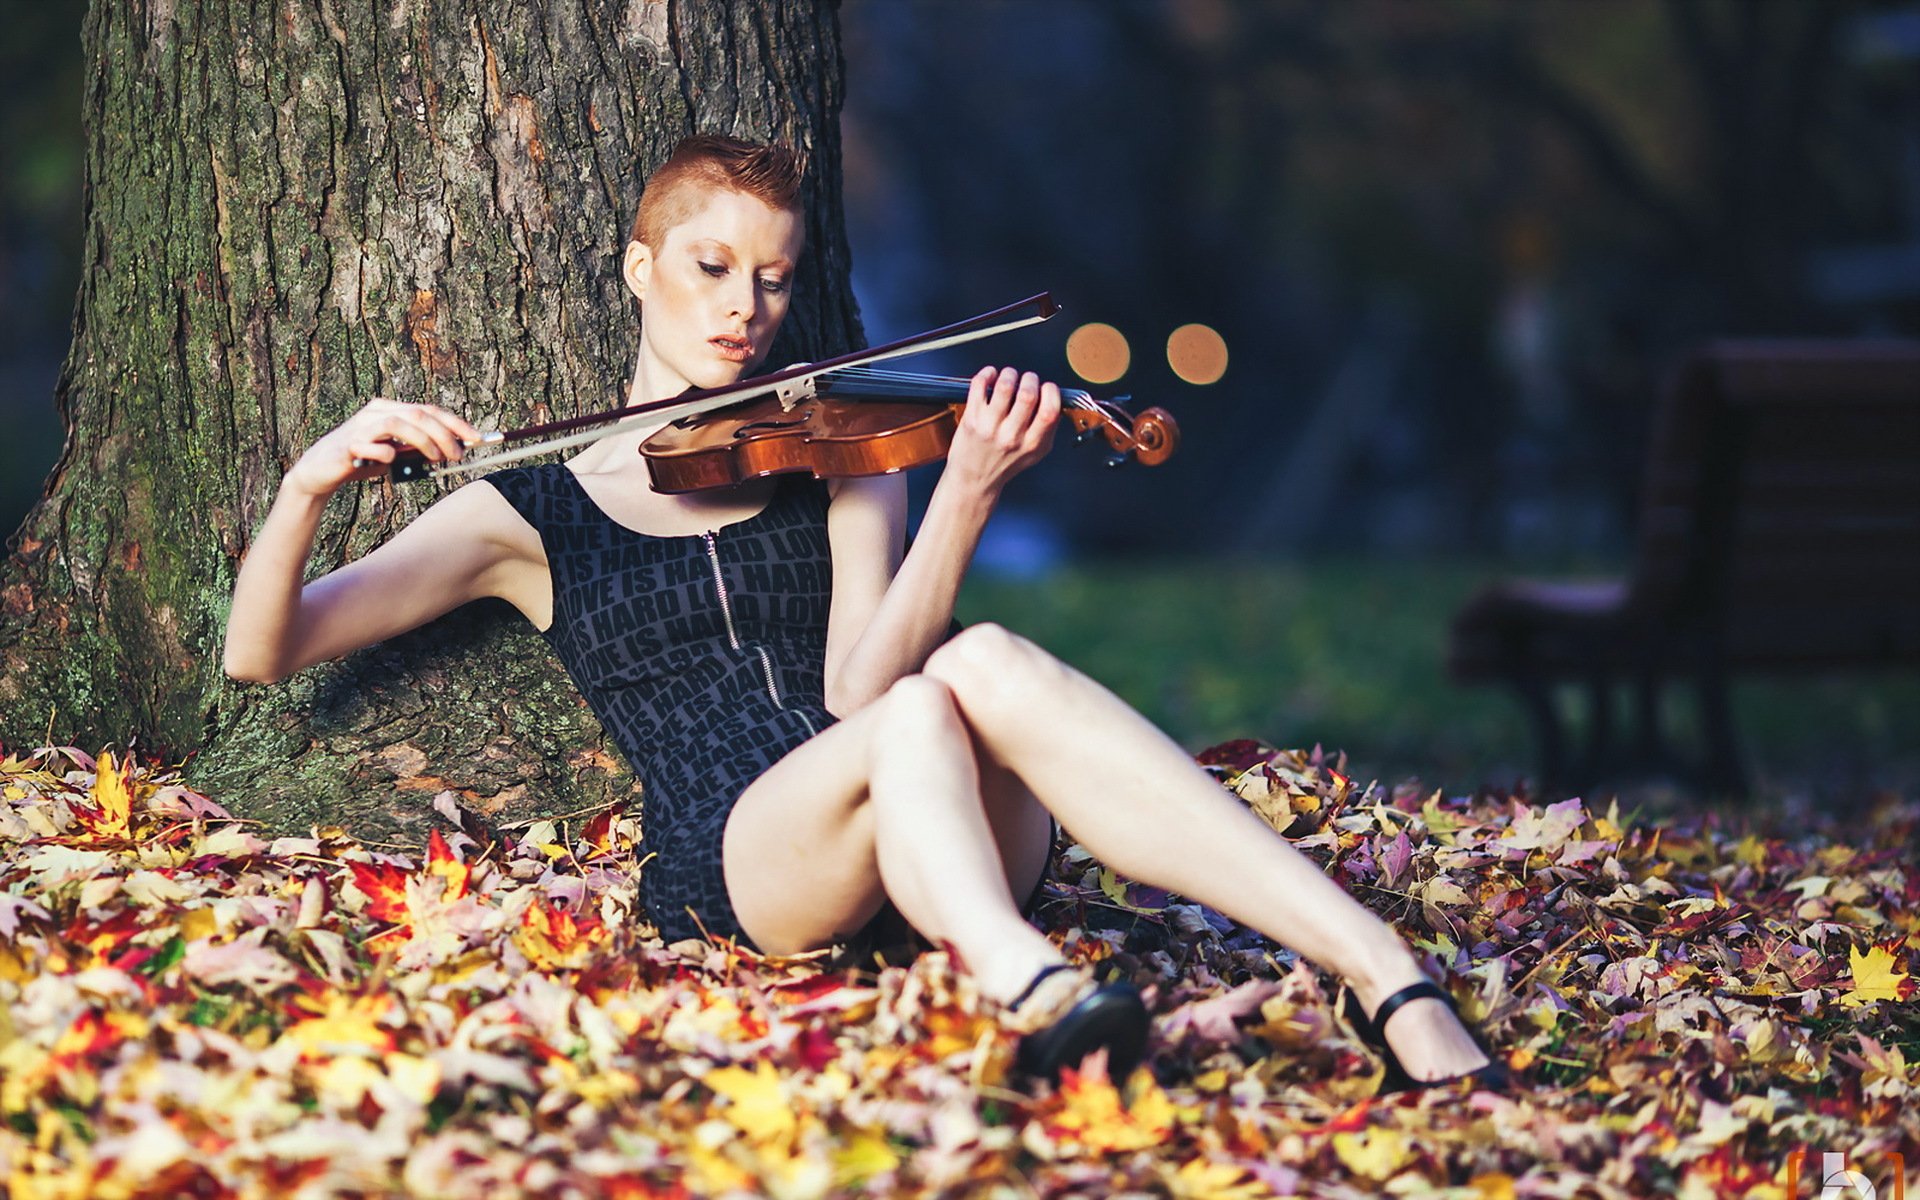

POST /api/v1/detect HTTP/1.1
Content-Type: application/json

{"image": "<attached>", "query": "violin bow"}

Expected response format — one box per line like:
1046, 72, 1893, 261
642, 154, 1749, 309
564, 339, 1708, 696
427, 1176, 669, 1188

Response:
392, 292, 1061, 480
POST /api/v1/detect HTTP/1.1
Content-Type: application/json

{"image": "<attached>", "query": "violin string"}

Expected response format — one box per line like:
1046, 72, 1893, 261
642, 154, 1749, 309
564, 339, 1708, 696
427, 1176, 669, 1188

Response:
828, 365, 1100, 409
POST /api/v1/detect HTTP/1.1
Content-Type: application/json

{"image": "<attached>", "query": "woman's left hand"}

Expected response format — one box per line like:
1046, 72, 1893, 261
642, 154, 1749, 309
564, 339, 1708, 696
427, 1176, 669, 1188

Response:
942, 366, 1062, 500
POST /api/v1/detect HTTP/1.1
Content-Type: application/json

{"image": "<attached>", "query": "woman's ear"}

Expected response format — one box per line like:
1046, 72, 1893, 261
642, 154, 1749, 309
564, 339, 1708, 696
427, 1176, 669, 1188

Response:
622, 240, 652, 303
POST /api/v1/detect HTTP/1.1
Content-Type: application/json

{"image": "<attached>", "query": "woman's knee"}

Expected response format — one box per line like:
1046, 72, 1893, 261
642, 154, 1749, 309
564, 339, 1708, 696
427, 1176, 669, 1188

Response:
868, 674, 965, 748
924, 622, 1058, 704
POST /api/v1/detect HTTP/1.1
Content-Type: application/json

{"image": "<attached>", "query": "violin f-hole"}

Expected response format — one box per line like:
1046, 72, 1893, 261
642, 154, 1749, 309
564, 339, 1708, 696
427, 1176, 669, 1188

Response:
731, 408, 815, 438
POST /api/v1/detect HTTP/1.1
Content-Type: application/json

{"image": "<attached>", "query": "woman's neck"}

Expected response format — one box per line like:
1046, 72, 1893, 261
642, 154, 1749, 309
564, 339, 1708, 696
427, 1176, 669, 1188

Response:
570, 340, 680, 474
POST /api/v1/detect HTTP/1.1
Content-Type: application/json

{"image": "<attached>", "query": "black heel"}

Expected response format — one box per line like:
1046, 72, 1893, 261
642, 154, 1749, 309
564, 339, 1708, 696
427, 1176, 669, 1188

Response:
1339, 981, 1511, 1096
1009, 966, 1151, 1083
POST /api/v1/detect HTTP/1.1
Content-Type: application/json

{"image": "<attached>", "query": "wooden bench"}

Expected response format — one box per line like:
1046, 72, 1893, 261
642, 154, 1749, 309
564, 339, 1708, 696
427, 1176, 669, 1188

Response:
1447, 341, 1920, 795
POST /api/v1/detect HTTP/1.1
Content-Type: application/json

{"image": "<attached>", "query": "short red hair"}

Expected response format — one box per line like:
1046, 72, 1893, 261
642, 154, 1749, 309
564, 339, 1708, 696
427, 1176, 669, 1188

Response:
629, 134, 806, 250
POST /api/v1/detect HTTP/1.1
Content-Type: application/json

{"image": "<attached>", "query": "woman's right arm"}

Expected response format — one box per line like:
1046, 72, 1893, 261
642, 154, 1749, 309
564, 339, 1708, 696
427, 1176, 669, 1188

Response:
223, 398, 532, 684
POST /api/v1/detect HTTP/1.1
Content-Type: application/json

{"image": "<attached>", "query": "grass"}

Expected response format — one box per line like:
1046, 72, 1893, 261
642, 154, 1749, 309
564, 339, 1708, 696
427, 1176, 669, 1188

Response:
956, 556, 1920, 804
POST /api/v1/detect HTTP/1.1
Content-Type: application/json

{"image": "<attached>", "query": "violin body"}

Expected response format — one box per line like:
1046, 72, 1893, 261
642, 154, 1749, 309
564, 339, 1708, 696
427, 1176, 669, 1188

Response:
640, 393, 964, 493
639, 376, 1179, 494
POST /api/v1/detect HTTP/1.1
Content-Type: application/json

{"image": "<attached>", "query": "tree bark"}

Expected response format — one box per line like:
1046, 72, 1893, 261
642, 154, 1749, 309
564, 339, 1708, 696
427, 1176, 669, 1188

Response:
0, 0, 860, 843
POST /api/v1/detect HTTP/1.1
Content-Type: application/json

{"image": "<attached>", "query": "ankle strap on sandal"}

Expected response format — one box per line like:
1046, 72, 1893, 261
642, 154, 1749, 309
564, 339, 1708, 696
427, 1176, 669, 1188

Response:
1008, 963, 1074, 1013
1369, 980, 1452, 1033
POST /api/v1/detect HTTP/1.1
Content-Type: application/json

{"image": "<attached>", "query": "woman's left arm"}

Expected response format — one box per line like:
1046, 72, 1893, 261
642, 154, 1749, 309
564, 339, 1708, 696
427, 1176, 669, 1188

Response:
821, 366, 1060, 715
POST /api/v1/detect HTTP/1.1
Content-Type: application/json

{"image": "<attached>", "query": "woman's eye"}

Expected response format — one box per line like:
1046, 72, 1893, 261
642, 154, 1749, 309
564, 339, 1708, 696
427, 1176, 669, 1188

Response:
758, 277, 790, 295
699, 262, 727, 278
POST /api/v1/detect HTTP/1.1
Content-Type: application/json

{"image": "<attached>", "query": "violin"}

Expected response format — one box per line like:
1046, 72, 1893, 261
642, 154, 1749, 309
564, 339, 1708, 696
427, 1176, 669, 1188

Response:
638, 365, 1175, 493
367, 293, 1177, 489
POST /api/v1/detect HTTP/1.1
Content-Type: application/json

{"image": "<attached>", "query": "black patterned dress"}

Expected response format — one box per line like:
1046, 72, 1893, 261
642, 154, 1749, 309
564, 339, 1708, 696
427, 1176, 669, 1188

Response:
483, 464, 838, 945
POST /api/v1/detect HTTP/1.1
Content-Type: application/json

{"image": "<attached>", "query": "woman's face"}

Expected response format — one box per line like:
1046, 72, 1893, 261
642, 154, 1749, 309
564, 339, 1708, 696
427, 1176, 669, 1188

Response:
626, 187, 805, 393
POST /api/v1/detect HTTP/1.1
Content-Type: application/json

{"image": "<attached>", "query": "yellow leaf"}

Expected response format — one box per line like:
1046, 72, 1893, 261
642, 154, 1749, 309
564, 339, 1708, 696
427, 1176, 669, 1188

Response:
1840, 943, 1915, 1007
924, 1007, 990, 1059
1419, 792, 1464, 836
1419, 877, 1473, 906
382, 1052, 442, 1106
832, 1128, 900, 1187
705, 1061, 796, 1144
1169, 1158, 1273, 1200
90, 751, 132, 838
1331, 1128, 1411, 1181
179, 907, 219, 943
311, 1056, 384, 1108
686, 1140, 756, 1193
281, 996, 396, 1057
1472, 1173, 1518, 1200
570, 1069, 637, 1110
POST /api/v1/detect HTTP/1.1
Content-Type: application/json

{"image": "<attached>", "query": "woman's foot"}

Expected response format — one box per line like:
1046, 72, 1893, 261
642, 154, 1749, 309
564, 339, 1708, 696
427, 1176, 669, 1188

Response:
1344, 966, 1501, 1087
1002, 963, 1150, 1082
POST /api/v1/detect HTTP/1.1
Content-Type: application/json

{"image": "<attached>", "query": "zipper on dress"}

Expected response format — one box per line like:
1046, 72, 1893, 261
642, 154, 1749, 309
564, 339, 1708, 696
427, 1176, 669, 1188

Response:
702, 531, 741, 651
704, 530, 817, 736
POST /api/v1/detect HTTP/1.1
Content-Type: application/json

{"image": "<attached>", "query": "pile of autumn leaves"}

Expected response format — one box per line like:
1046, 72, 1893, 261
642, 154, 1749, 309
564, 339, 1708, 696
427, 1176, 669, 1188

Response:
0, 743, 1914, 1199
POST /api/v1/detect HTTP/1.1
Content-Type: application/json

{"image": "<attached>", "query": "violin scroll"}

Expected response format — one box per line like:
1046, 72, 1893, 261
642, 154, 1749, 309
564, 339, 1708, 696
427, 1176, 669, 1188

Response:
1064, 403, 1180, 468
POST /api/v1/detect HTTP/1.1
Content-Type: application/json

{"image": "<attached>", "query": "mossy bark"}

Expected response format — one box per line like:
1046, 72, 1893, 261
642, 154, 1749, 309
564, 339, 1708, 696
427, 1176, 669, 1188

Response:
0, 0, 860, 842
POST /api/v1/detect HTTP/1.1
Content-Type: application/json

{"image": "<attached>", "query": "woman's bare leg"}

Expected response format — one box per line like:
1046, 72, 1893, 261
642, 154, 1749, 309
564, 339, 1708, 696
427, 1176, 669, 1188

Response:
727, 624, 1491, 1079
723, 676, 1062, 1001
918, 624, 1492, 1081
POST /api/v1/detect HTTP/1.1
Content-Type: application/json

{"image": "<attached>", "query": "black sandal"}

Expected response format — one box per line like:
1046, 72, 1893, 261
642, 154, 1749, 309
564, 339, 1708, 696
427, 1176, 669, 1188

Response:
1339, 980, 1511, 1095
1007, 964, 1151, 1083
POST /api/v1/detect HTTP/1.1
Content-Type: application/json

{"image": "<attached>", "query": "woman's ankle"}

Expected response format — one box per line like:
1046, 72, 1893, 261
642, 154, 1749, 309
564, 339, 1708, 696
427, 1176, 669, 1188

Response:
972, 933, 1070, 1006
1342, 944, 1432, 1017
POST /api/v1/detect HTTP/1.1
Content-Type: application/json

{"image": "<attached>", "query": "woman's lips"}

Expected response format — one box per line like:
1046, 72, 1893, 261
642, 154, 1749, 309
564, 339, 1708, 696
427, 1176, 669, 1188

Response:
710, 335, 752, 363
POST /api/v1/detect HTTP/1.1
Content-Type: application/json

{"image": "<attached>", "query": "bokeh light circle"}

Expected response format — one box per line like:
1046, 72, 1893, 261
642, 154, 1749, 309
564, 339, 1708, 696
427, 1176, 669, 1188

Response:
1167, 323, 1228, 385
1065, 322, 1131, 385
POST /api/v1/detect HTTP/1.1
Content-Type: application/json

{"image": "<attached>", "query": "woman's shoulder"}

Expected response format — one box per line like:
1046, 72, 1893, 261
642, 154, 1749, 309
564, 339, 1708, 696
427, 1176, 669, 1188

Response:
422, 468, 550, 554
473, 462, 563, 502
472, 463, 580, 525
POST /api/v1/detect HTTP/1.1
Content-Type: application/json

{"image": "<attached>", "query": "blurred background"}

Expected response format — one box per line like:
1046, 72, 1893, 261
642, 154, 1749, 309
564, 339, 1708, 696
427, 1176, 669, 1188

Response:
4, 0, 1915, 798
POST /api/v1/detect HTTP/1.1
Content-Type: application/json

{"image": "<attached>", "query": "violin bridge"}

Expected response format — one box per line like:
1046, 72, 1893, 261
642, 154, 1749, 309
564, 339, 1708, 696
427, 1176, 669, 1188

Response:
775, 376, 818, 411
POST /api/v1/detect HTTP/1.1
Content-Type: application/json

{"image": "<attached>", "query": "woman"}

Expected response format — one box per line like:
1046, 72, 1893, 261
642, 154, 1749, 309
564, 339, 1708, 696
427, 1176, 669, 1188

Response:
225, 134, 1506, 1091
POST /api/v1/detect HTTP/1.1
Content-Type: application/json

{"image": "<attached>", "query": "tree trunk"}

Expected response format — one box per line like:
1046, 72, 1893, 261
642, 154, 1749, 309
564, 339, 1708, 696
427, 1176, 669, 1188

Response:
0, 0, 860, 843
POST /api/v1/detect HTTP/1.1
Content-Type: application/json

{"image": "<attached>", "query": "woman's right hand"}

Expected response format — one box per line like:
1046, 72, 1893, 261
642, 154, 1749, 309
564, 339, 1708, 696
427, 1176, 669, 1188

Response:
284, 398, 483, 498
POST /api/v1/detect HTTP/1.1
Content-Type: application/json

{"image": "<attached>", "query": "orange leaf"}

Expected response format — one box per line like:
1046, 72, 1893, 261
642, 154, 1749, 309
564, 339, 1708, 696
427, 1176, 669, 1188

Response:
425, 829, 470, 900
515, 898, 605, 971
1047, 1064, 1177, 1153
348, 860, 413, 924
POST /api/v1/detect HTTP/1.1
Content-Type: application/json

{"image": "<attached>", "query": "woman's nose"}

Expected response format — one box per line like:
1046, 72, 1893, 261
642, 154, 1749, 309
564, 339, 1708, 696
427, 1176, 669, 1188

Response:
725, 277, 757, 322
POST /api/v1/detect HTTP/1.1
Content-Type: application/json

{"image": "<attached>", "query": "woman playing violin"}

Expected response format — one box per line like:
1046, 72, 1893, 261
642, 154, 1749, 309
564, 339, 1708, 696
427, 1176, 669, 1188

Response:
224, 134, 1506, 1090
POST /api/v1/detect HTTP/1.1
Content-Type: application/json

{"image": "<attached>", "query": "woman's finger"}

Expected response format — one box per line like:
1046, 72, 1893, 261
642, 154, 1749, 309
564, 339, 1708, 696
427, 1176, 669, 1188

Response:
963, 366, 1001, 436
1022, 381, 1062, 454
370, 412, 463, 461
988, 366, 1019, 410
416, 405, 483, 449
1001, 371, 1041, 446
968, 365, 996, 403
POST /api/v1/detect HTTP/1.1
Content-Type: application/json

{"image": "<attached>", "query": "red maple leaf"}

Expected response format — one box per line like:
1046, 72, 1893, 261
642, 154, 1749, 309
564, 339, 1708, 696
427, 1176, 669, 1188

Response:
581, 803, 624, 855
348, 860, 413, 924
